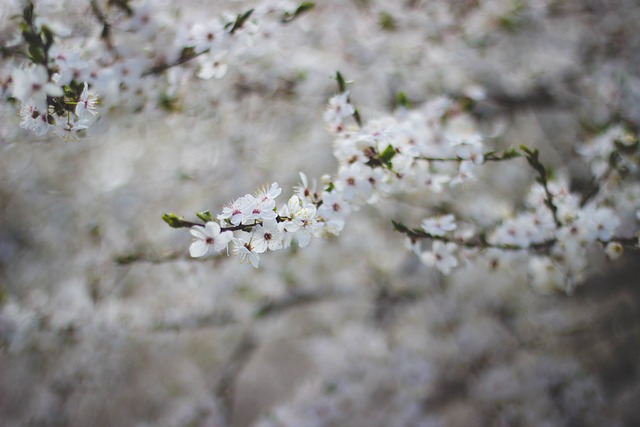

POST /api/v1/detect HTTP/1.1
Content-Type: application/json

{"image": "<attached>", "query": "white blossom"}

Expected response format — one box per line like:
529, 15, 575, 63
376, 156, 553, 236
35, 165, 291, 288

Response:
421, 214, 457, 237
420, 241, 459, 275
189, 222, 233, 257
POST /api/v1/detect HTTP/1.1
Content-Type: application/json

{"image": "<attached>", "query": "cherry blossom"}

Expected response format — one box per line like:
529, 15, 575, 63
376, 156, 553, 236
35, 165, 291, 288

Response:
420, 241, 459, 275
421, 214, 457, 237
189, 221, 233, 257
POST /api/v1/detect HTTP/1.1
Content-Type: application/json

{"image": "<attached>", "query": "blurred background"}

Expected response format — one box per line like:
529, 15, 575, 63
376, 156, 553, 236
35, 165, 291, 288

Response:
1, 0, 639, 426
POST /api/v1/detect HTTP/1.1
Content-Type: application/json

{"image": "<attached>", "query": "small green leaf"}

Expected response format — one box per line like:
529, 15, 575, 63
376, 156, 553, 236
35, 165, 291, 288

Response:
179, 46, 196, 62
22, 29, 41, 46
162, 213, 185, 228
23, 2, 34, 24
353, 107, 362, 127
379, 144, 396, 164
159, 92, 180, 112
41, 25, 55, 49
28, 44, 44, 63
101, 24, 110, 39
114, 253, 140, 264
324, 181, 335, 193
196, 210, 213, 222
281, 2, 314, 23
391, 220, 409, 233
503, 148, 522, 159
229, 9, 254, 34
395, 91, 411, 109
379, 11, 396, 31
519, 144, 533, 155
459, 96, 476, 112
324, 382, 338, 395
335, 71, 346, 93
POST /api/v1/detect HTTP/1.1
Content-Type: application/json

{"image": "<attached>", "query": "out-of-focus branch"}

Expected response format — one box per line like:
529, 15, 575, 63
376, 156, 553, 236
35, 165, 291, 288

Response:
214, 329, 257, 425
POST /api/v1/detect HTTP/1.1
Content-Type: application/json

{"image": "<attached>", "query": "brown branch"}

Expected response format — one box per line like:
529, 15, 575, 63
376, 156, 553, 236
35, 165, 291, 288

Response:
214, 330, 257, 425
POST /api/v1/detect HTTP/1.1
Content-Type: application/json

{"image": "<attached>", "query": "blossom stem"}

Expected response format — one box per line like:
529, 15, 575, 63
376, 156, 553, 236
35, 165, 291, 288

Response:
415, 148, 521, 163
393, 220, 555, 253
520, 146, 562, 227
142, 48, 210, 77
393, 221, 638, 253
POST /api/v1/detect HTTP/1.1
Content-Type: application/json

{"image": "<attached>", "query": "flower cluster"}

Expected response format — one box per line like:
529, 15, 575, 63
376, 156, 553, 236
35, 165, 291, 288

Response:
170, 84, 639, 293
7, 4, 100, 140
179, 180, 352, 268
4, 0, 313, 139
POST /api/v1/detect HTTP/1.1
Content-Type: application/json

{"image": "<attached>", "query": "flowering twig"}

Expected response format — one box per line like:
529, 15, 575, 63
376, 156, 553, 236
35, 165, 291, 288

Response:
415, 147, 522, 163
392, 220, 555, 253
335, 71, 362, 127
114, 249, 220, 265
89, 0, 118, 54
520, 145, 562, 227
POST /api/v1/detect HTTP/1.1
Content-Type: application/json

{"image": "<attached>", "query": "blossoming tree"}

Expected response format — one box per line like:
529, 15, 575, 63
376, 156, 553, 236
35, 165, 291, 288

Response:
1, 0, 639, 426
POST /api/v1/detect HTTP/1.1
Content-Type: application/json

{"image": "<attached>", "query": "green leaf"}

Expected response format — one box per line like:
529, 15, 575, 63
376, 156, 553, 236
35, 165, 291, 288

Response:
229, 9, 254, 34
518, 144, 533, 155
379, 144, 396, 164
100, 24, 110, 39
391, 220, 409, 233
162, 213, 185, 228
196, 210, 213, 222
335, 71, 346, 93
281, 2, 315, 23
324, 181, 335, 193
379, 11, 396, 31
502, 148, 522, 159
395, 91, 411, 109
28, 44, 44, 63
114, 253, 141, 265
353, 107, 362, 127
159, 92, 180, 112
179, 46, 196, 63
22, 29, 41, 46
23, 2, 34, 24
41, 25, 55, 49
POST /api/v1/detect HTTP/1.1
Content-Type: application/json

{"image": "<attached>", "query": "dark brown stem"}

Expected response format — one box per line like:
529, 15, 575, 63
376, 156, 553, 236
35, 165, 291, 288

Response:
393, 220, 638, 254
142, 48, 210, 77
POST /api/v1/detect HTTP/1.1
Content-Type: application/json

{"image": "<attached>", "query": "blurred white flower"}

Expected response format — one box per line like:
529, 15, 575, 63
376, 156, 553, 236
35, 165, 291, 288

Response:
197, 52, 228, 80
12, 65, 63, 111
604, 241, 623, 261
324, 92, 354, 125
420, 241, 458, 275
19, 104, 50, 136
421, 214, 457, 236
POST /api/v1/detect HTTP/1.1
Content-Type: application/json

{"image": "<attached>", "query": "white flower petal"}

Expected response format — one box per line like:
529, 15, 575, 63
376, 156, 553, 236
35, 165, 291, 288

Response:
189, 240, 209, 258
204, 221, 221, 236
190, 226, 207, 239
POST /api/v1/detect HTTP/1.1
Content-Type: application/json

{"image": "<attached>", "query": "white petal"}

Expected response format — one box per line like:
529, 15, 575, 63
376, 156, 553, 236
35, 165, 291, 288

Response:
204, 221, 221, 236
296, 231, 312, 248
44, 83, 63, 97
248, 252, 260, 268
190, 226, 207, 239
252, 239, 268, 254
189, 240, 209, 258
213, 231, 233, 252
